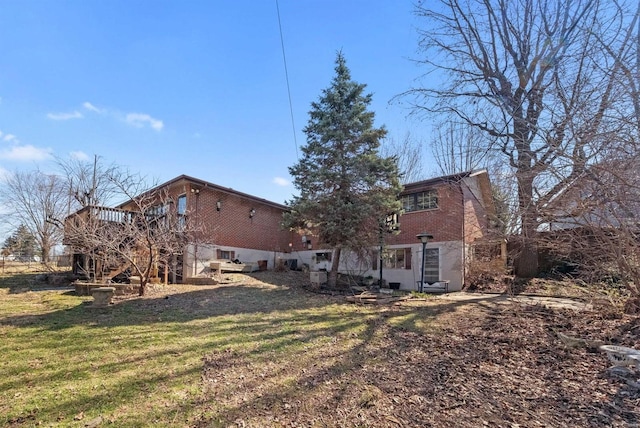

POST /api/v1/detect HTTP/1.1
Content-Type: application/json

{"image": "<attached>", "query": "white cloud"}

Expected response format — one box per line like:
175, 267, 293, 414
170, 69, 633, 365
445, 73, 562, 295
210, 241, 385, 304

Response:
0, 144, 52, 161
70, 150, 90, 161
48, 102, 164, 131
125, 113, 164, 131
47, 111, 83, 121
0, 166, 9, 182
273, 177, 290, 186
3, 134, 17, 142
83, 102, 102, 113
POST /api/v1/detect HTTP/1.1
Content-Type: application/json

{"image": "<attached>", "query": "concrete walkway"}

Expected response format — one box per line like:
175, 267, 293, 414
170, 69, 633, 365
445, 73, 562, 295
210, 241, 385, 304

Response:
437, 291, 592, 311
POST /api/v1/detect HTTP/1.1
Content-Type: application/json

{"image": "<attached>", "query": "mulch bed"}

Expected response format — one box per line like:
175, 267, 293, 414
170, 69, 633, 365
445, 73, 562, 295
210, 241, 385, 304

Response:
197, 283, 640, 427
379, 305, 640, 427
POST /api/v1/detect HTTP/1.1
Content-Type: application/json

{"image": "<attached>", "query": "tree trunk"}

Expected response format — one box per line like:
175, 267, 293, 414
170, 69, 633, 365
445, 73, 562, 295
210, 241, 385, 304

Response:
328, 247, 341, 289
513, 168, 539, 278
514, 234, 538, 278
41, 241, 50, 264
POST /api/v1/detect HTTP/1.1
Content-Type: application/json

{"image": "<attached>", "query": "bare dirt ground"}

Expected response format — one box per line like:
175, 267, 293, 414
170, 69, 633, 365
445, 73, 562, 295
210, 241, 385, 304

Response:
193, 271, 640, 427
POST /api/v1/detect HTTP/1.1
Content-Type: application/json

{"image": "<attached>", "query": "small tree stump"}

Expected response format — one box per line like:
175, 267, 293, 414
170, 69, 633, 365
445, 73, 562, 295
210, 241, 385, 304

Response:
91, 287, 116, 307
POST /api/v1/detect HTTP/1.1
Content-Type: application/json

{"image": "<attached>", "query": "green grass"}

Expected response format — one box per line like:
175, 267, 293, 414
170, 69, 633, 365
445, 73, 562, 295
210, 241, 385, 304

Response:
0, 272, 448, 427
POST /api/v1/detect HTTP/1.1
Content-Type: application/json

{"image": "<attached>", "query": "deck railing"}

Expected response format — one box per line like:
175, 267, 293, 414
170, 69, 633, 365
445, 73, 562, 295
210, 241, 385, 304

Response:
68, 205, 137, 224
63, 205, 139, 245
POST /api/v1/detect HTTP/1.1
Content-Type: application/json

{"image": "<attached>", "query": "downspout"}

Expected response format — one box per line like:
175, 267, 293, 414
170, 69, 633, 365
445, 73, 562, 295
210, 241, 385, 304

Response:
191, 187, 200, 277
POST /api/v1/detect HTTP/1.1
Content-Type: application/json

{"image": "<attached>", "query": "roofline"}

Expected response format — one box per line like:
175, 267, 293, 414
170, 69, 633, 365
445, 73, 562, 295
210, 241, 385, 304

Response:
116, 174, 289, 210
402, 169, 488, 191
115, 170, 491, 210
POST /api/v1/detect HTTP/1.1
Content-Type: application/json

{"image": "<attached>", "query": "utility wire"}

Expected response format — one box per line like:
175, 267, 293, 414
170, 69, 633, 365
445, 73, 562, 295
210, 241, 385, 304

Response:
275, 0, 299, 158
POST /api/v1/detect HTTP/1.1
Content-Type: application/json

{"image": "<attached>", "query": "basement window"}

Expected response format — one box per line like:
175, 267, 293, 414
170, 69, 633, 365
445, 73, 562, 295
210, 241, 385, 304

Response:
315, 252, 332, 262
372, 248, 412, 270
217, 250, 235, 260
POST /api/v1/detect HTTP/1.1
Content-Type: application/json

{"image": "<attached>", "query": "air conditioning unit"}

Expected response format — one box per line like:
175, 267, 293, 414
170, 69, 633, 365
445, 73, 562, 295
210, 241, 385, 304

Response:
310, 271, 327, 286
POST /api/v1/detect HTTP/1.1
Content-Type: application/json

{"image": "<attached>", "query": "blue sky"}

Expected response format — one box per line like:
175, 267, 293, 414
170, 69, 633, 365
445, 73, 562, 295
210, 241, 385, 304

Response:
0, 0, 433, 205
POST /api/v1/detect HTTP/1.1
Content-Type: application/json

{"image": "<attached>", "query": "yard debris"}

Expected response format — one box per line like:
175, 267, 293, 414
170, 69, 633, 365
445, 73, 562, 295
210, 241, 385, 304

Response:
345, 291, 410, 305
557, 331, 605, 350
196, 274, 640, 427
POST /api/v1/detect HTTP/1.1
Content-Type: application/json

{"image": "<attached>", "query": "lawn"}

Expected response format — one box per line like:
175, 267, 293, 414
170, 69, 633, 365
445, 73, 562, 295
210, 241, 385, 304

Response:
1, 270, 639, 427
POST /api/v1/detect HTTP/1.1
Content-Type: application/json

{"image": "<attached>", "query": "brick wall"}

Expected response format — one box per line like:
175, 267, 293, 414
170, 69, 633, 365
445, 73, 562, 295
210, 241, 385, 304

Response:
120, 176, 295, 253
387, 182, 464, 245
117, 173, 492, 264
462, 176, 488, 244
190, 185, 292, 252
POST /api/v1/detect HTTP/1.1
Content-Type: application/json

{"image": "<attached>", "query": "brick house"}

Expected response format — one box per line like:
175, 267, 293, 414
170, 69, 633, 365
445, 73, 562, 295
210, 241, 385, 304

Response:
65, 170, 496, 291
116, 175, 297, 280
292, 170, 497, 291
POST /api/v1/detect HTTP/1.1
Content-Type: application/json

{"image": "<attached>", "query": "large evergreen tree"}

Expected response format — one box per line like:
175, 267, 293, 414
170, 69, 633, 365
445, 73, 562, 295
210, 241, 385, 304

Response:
284, 53, 402, 288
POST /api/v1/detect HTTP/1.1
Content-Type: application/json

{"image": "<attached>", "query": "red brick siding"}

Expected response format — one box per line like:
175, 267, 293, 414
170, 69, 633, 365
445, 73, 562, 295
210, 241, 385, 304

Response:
121, 178, 294, 252
462, 176, 492, 244
192, 186, 291, 251
387, 183, 464, 245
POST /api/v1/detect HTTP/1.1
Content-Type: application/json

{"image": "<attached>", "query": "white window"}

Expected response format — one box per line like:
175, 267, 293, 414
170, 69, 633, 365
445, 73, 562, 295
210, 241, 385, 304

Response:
402, 190, 438, 212
373, 248, 411, 270
177, 194, 187, 228
383, 248, 406, 269
177, 195, 187, 215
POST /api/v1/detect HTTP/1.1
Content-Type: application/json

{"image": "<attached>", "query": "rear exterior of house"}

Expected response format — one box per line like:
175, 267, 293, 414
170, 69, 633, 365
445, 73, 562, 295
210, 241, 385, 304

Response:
116, 175, 296, 280
289, 170, 496, 292
65, 171, 496, 290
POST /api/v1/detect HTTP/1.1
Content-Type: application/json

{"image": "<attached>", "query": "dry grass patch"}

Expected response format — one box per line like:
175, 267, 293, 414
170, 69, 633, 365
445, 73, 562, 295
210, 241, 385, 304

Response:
1, 270, 638, 427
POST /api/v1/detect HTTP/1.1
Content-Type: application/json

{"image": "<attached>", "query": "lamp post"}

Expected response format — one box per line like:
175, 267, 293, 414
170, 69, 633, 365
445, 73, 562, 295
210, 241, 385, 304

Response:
416, 232, 433, 293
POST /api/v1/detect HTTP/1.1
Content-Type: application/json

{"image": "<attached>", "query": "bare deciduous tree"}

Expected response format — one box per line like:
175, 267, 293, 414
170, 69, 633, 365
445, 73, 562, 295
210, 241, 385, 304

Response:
64, 169, 199, 296
57, 155, 121, 209
380, 132, 427, 184
403, 0, 635, 278
540, 151, 640, 311
431, 121, 495, 176
0, 170, 68, 263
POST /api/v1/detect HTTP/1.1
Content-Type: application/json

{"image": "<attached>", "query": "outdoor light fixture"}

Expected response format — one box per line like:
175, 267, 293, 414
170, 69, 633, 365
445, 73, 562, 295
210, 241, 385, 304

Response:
190, 188, 200, 194
416, 232, 434, 293
216, 200, 222, 211
249, 208, 256, 218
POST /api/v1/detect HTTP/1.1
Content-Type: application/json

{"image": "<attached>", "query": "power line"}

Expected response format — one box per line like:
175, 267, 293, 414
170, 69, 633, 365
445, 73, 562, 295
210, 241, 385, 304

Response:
275, 0, 299, 158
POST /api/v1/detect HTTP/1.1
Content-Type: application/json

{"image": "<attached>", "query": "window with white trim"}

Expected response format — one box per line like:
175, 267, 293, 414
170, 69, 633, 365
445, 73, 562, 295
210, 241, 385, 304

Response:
315, 252, 332, 262
401, 189, 438, 212
177, 194, 187, 228
383, 248, 405, 269
372, 248, 412, 270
